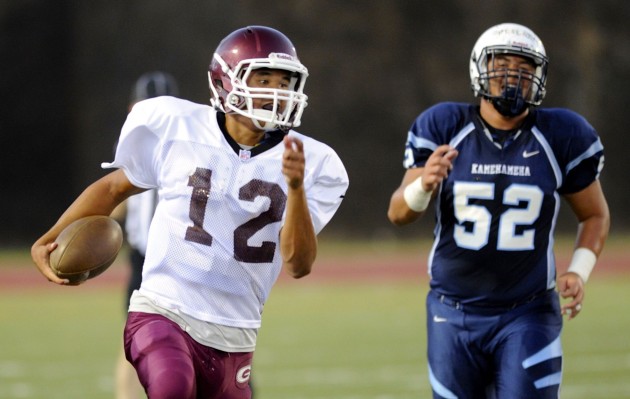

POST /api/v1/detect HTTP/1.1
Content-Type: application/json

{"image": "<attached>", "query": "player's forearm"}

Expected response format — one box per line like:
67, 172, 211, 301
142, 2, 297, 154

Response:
31, 175, 129, 282
564, 214, 609, 284
388, 167, 432, 225
280, 186, 317, 278
388, 189, 426, 225
574, 212, 610, 257
36, 171, 137, 245
567, 180, 610, 256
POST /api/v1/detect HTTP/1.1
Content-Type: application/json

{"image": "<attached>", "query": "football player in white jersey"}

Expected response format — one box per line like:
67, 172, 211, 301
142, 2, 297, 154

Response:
32, 26, 348, 399
388, 23, 609, 398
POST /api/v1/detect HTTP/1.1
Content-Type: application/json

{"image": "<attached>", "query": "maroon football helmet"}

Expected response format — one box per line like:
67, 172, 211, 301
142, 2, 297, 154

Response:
208, 26, 309, 131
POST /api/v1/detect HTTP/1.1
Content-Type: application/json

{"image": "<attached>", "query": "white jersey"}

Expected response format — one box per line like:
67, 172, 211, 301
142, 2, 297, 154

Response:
103, 96, 348, 329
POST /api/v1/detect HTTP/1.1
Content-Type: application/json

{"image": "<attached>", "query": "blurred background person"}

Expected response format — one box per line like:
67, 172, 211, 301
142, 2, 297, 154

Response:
114, 71, 179, 399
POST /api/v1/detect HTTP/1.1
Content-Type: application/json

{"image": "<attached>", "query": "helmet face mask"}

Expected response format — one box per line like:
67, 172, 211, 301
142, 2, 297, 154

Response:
470, 23, 549, 117
209, 26, 309, 131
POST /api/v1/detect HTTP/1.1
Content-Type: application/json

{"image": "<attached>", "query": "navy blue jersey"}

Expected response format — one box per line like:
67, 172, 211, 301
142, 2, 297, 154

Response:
404, 102, 604, 306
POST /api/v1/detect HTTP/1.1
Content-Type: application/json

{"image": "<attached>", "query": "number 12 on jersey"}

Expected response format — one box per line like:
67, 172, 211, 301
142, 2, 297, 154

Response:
185, 167, 287, 263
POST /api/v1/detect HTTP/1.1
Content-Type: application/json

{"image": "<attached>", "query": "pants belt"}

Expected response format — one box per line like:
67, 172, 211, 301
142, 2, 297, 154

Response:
436, 290, 549, 314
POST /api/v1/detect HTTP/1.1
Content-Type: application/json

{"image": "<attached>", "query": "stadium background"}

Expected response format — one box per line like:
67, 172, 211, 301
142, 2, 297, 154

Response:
1, 0, 629, 244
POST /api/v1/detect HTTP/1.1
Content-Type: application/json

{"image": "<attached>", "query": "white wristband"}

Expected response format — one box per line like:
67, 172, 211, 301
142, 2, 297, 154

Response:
403, 177, 432, 213
567, 247, 597, 283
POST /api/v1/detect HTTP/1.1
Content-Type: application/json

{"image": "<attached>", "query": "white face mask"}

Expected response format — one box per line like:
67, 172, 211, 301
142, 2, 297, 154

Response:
210, 53, 309, 131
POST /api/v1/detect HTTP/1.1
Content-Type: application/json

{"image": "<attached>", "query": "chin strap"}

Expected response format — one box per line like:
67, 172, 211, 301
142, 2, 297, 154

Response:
250, 109, 280, 131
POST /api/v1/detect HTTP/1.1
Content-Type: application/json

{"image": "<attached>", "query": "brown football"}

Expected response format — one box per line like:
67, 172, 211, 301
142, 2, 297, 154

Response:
50, 215, 123, 285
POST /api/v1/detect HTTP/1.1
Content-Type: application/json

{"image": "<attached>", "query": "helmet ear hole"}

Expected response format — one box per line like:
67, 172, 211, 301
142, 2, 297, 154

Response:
228, 94, 240, 105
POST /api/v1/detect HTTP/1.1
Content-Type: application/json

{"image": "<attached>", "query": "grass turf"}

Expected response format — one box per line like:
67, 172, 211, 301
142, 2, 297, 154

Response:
1, 276, 629, 398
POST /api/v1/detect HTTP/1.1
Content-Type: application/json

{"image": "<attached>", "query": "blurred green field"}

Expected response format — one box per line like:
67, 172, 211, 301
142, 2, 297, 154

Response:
1, 242, 629, 398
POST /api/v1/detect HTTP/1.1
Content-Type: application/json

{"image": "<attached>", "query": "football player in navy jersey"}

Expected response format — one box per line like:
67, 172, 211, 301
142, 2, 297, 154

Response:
388, 23, 609, 398
32, 26, 348, 399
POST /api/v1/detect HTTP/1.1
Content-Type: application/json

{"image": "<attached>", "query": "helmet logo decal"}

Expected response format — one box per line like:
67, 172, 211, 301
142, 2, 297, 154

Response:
269, 52, 297, 62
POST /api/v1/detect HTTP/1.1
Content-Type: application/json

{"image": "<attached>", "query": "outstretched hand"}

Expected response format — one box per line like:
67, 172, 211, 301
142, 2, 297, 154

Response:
282, 135, 305, 190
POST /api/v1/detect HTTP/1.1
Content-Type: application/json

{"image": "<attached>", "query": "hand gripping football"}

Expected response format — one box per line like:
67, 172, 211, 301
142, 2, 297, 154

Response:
50, 215, 123, 285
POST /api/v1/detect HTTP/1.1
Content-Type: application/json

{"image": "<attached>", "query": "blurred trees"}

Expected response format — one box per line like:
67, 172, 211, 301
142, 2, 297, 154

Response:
1, 0, 628, 245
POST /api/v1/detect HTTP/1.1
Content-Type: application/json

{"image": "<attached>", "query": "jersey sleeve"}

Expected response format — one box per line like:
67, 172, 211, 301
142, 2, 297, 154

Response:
101, 99, 162, 189
553, 110, 605, 195
306, 150, 349, 234
403, 102, 467, 169
289, 133, 349, 235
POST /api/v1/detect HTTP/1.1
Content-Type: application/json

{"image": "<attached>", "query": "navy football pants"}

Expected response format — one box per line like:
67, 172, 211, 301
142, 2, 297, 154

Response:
426, 289, 563, 399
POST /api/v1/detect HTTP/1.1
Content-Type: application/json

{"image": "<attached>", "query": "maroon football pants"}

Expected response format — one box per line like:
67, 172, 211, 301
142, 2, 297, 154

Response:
124, 312, 253, 399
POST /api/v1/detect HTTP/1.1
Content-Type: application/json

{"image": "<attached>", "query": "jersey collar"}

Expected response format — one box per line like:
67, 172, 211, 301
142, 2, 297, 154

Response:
216, 112, 286, 157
